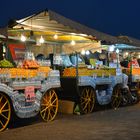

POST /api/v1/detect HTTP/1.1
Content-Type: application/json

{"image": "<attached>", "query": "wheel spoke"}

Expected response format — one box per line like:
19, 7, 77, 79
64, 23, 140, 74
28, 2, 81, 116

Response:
50, 91, 55, 100
88, 102, 91, 112
51, 108, 56, 114
51, 98, 57, 105
112, 91, 121, 108
47, 109, 51, 121
83, 101, 89, 111
43, 109, 47, 119
41, 103, 47, 106
51, 105, 57, 107
0, 96, 3, 103
40, 89, 58, 122
81, 96, 87, 100
42, 96, 46, 101
49, 110, 53, 120
0, 101, 8, 111
0, 120, 4, 127
42, 97, 47, 103
0, 93, 11, 132
41, 107, 48, 113
85, 89, 89, 97
81, 99, 87, 105
87, 89, 90, 98
0, 113, 8, 120
2, 109, 10, 113
80, 87, 95, 114
112, 100, 115, 106
112, 97, 118, 106
89, 91, 92, 98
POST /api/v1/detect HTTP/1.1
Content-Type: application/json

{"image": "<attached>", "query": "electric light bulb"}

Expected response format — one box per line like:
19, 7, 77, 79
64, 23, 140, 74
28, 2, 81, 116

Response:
39, 36, 44, 44
81, 49, 86, 55
125, 52, 128, 55
71, 40, 76, 46
109, 45, 115, 52
86, 50, 90, 55
54, 34, 58, 39
116, 48, 119, 54
20, 34, 26, 42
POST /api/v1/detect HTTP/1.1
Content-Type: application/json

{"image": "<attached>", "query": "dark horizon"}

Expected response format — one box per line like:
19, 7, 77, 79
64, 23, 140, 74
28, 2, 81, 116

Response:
0, 0, 140, 39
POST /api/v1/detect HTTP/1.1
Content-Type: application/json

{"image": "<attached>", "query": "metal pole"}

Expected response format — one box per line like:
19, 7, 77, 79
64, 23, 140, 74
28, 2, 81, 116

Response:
116, 48, 119, 68
53, 44, 56, 70
75, 52, 80, 95
130, 52, 132, 84
76, 52, 79, 81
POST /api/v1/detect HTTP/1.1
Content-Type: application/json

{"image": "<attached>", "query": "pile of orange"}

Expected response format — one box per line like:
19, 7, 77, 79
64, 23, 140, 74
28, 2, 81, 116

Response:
63, 67, 76, 77
0, 66, 52, 79
22, 60, 39, 69
63, 67, 116, 77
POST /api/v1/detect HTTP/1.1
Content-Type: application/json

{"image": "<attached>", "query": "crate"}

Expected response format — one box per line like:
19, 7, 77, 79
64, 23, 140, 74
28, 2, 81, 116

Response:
58, 100, 75, 114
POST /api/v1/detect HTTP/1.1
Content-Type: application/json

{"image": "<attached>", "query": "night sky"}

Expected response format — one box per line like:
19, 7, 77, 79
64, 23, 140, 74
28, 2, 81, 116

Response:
0, 0, 140, 39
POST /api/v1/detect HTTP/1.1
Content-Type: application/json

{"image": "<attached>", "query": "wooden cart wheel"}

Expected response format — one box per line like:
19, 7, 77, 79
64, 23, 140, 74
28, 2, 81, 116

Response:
111, 85, 122, 109
0, 92, 11, 132
129, 83, 140, 104
121, 90, 130, 106
79, 87, 96, 114
40, 89, 58, 122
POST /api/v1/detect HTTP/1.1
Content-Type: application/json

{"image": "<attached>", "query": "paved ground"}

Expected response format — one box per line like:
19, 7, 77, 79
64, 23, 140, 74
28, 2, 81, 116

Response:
0, 103, 140, 140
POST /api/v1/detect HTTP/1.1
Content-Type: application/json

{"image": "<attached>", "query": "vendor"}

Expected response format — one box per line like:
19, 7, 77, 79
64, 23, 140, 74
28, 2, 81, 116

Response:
128, 56, 139, 68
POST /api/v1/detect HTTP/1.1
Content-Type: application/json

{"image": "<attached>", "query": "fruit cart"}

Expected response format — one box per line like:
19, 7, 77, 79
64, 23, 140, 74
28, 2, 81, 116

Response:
122, 67, 140, 104
55, 54, 130, 114
0, 59, 60, 131
109, 45, 140, 104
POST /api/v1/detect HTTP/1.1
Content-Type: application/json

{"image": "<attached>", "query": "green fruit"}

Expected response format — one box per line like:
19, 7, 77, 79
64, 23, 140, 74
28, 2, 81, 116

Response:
0, 59, 14, 68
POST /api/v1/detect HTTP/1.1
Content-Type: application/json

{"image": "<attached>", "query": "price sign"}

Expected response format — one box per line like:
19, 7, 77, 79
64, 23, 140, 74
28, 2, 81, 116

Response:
25, 86, 35, 102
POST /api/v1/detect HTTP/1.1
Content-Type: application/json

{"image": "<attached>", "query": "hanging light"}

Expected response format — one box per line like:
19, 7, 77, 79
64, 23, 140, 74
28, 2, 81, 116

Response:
86, 50, 90, 55
71, 40, 76, 46
138, 54, 140, 58
125, 52, 128, 56
39, 36, 45, 44
116, 48, 119, 54
54, 34, 58, 39
81, 49, 86, 55
20, 34, 26, 42
3, 45, 6, 53
108, 45, 115, 52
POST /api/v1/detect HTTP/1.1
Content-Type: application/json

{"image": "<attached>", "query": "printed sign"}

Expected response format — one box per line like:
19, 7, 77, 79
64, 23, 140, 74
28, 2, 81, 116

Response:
8, 44, 25, 60
25, 86, 35, 102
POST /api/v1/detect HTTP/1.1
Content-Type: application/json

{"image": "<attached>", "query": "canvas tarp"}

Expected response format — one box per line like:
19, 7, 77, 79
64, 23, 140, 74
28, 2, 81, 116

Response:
5, 9, 140, 47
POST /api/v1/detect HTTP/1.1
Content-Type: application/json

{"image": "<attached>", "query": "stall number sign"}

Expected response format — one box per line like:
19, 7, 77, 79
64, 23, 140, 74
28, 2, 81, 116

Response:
25, 86, 35, 102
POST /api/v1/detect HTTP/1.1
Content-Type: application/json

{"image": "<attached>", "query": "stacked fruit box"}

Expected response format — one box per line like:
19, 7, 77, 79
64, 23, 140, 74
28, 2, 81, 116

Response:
63, 67, 116, 77
122, 68, 140, 75
0, 66, 52, 79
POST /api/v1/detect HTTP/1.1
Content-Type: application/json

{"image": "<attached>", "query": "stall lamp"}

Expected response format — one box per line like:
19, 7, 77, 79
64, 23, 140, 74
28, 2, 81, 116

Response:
97, 50, 101, 53
125, 52, 128, 56
54, 34, 58, 39
39, 36, 45, 44
81, 49, 86, 55
20, 34, 26, 42
85, 50, 90, 55
116, 48, 119, 54
108, 45, 115, 52
3, 46, 6, 53
71, 40, 76, 46
138, 55, 140, 58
